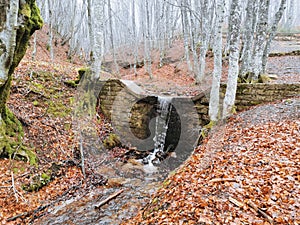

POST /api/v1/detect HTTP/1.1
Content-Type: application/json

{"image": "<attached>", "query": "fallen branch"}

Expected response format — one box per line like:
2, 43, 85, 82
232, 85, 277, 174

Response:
0, 186, 12, 189
7, 182, 82, 222
11, 172, 18, 202
229, 197, 244, 208
229, 197, 274, 224
95, 189, 124, 209
246, 200, 274, 224
209, 178, 237, 183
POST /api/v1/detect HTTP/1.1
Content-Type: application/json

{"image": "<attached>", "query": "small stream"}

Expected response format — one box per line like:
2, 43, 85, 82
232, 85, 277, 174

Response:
37, 166, 166, 225
36, 95, 197, 225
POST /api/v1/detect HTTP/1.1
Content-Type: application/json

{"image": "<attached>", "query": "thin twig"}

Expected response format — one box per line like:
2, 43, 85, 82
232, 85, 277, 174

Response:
229, 197, 244, 208
11, 172, 18, 202
79, 132, 86, 179
209, 178, 237, 183
95, 189, 124, 209
229, 197, 274, 224
7, 182, 82, 222
247, 200, 274, 224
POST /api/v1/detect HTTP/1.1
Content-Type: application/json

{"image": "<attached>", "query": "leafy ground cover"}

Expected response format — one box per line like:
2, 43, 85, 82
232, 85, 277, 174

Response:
123, 99, 299, 224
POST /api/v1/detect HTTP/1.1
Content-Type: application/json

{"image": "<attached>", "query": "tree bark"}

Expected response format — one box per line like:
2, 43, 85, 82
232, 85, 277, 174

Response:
251, 0, 270, 81
239, 0, 256, 80
262, 0, 287, 73
0, 0, 43, 161
209, 0, 225, 122
223, 0, 242, 119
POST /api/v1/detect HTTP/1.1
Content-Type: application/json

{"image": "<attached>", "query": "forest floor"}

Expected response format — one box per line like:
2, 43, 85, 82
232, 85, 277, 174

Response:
0, 27, 299, 224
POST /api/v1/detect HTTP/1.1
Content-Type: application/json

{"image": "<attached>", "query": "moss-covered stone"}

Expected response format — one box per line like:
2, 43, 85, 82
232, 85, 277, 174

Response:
64, 67, 89, 88
103, 133, 121, 149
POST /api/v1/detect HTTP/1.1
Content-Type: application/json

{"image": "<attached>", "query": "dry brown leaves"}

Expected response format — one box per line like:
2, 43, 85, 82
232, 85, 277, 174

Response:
0, 27, 85, 224
125, 104, 299, 225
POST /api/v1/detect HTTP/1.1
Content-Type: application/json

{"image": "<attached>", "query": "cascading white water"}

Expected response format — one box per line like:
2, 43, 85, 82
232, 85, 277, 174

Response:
144, 96, 173, 171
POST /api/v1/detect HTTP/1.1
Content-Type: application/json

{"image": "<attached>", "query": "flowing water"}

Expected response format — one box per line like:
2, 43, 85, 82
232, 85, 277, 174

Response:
142, 96, 173, 170
36, 96, 179, 225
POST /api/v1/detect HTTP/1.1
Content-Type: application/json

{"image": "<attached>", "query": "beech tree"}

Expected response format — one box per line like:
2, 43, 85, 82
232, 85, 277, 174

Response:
87, 0, 104, 77
209, 0, 225, 122
222, 0, 242, 119
0, 0, 43, 161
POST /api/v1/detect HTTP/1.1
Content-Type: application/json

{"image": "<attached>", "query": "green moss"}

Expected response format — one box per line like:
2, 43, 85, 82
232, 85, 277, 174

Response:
33, 100, 39, 106
19, 3, 31, 18
22, 171, 51, 192
103, 133, 121, 149
22, 163, 62, 192
47, 101, 71, 117
258, 74, 272, 83
64, 68, 89, 88
78, 67, 90, 79
64, 80, 77, 88
0, 0, 42, 163
31, 81, 44, 91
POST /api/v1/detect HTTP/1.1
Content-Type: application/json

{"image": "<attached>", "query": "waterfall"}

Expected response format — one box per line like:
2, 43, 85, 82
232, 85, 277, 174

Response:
143, 96, 173, 171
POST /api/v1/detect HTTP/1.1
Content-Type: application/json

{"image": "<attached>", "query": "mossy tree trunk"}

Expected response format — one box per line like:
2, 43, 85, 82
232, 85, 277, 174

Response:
0, 0, 43, 163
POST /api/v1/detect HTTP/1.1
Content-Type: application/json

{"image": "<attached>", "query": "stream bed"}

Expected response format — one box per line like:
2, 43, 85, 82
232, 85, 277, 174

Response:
36, 160, 170, 225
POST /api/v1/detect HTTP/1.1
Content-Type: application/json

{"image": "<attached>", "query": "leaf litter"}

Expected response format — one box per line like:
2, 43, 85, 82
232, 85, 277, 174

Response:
123, 98, 300, 225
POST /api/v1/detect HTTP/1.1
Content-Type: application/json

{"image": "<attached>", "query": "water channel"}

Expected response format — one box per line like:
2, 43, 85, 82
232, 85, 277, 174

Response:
36, 94, 199, 224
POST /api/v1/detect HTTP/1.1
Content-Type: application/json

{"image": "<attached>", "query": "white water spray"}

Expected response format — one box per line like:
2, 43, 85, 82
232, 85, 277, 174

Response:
144, 96, 172, 172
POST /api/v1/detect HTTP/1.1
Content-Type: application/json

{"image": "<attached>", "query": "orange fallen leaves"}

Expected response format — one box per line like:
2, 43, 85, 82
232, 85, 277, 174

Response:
123, 102, 300, 224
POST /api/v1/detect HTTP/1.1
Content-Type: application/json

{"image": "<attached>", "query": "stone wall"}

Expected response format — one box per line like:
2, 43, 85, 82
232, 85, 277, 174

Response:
193, 83, 300, 125
97, 79, 300, 151
96, 79, 199, 152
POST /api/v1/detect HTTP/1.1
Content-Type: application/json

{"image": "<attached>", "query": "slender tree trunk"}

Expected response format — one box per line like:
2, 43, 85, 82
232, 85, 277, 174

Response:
107, 0, 119, 75
0, 0, 18, 85
67, 0, 78, 60
87, 0, 104, 78
131, 0, 138, 75
262, 0, 286, 73
32, 32, 37, 60
144, 0, 152, 78
223, 0, 242, 119
180, 0, 192, 72
196, 0, 213, 83
239, 0, 256, 80
251, 0, 270, 81
47, 0, 54, 61
209, 0, 225, 122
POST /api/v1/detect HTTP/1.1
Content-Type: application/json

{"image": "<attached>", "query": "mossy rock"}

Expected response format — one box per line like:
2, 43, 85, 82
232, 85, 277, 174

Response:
64, 67, 90, 87
103, 133, 121, 149
0, 107, 37, 164
22, 163, 62, 192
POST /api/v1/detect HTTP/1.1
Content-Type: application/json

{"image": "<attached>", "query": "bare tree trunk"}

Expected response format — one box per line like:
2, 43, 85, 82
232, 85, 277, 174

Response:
32, 32, 37, 60
209, 0, 225, 122
0, 0, 42, 160
262, 0, 287, 73
47, 0, 54, 61
180, 0, 192, 72
144, 0, 152, 78
223, 0, 242, 119
196, 0, 213, 83
131, 0, 138, 75
251, 0, 270, 81
107, 0, 119, 75
0, 0, 19, 84
87, 0, 104, 78
239, 0, 256, 80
